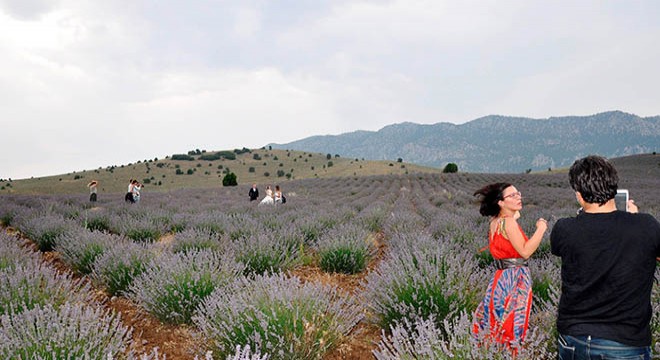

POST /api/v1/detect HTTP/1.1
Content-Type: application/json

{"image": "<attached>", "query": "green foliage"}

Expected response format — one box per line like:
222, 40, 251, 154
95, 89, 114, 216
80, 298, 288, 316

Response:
0, 211, 15, 227
125, 228, 161, 243
222, 172, 238, 186
91, 244, 153, 296
234, 147, 251, 154
317, 225, 374, 275
172, 154, 195, 161
443, 163, 459, 173
202, 151, 238, 160
475, 249, 494, 268
199, 153, 221, 161
130, 251, 242, 325
319, 247, 368, 274
56, 231, 111, 275
171, 231, 222, 255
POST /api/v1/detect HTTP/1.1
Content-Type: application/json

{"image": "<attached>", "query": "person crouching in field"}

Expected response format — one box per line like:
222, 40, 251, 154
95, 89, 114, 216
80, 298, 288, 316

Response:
472, 183, 548, 354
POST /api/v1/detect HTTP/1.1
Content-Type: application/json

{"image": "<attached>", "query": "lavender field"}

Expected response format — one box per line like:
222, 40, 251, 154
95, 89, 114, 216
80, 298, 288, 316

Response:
0, 154, 658, 359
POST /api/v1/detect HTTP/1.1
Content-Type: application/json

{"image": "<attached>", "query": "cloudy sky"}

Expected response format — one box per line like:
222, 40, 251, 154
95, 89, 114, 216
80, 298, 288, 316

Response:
1, 1, 659, 179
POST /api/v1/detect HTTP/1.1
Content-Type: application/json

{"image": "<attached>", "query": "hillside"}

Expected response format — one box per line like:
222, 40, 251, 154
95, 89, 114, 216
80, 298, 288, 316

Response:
0, 148, 443, 195
269, 111, 660, 173
0, 153, 657, 359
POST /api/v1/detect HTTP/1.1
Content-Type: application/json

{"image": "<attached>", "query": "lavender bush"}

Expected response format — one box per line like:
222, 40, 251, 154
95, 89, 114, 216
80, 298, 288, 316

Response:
0, 232, 40, 271
82, 210, 112, 232
187, 211, 231, 236
0, 202, 27, 227
170, 228, 225, 254
129, 249, 244, 324
16, 214, 80, 251
364, 231, 486, 331
234, 231, 301, 276
114, 214, 167, 243
90, 241, 155, 296
374, 310, 556, 360
317, 223, 376, 274
55, 228, 119, 275
194, 273, 362, 360
356, 205, 388, 233
0, 262, 92, 316
226, 214, 260, 241
0, 302, 131, 359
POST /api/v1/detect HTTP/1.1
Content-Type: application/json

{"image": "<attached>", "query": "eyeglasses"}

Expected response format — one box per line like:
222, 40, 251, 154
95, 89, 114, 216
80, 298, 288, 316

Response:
503, 191, 522, 199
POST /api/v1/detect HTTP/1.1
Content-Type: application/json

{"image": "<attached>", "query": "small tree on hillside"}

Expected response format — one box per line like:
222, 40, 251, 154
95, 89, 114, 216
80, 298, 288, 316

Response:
222, 172, 238, 186
443, 163, 458, 173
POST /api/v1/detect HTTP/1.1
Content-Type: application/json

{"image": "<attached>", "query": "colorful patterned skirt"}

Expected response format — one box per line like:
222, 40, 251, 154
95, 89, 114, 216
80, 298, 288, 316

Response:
473, 266, 533, 346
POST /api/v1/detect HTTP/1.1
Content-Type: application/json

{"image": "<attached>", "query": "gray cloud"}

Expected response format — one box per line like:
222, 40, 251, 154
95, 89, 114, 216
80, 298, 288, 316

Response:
1, 0, 659, 179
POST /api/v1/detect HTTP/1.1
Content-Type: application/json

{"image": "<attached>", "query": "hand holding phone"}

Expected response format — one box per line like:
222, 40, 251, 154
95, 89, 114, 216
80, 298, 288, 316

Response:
615, 190, 629, 212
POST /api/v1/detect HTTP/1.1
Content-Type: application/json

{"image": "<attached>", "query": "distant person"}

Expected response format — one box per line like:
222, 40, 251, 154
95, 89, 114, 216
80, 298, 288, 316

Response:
125, 179, 135, 203
551, 155, 660, 359
472, 182, 548, 353
131, 180, 142, 203
274, 185, 285, 204
87, 180, 98, 202
248, 183, 259, 201
259, 185, 274, 206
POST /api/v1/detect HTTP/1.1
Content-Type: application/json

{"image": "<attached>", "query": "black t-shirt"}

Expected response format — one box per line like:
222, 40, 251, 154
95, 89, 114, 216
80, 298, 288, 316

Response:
550, 210, 660, 346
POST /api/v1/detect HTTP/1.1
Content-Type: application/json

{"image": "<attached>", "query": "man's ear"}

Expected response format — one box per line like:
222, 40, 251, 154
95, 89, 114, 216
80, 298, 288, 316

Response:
575, 191, 585, 205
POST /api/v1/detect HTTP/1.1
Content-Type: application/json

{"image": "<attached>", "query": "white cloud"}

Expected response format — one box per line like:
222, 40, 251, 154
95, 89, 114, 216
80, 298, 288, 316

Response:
1, 0, 659, 179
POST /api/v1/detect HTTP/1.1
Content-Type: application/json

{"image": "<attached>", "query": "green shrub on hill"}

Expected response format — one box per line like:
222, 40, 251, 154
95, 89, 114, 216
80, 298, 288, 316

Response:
223, 172, 238, 186
172, 154, 195, 161
443, 163, 458, 173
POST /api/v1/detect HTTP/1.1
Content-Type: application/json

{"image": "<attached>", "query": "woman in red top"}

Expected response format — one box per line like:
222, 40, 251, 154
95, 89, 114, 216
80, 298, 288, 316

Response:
472, 183, 548, 352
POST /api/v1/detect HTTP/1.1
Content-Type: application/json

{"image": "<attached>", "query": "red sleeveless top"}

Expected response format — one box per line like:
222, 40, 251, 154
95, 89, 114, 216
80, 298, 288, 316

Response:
489, 219, 528, 259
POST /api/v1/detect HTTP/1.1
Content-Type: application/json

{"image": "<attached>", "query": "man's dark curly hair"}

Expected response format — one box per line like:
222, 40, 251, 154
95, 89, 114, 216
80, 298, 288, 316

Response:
569, 155, 618, 206
474, 182, 512, 217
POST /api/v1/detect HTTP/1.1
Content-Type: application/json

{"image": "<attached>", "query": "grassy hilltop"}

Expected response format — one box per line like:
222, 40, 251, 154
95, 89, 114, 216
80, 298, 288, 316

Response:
0, 148, 444, 195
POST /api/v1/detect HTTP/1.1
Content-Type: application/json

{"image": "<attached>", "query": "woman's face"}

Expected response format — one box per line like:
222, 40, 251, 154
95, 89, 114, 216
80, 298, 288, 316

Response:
499, 185, 523, 212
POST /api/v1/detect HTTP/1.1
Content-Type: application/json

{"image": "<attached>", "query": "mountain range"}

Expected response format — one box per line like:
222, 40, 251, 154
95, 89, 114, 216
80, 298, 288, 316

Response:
269, 111, 660, 173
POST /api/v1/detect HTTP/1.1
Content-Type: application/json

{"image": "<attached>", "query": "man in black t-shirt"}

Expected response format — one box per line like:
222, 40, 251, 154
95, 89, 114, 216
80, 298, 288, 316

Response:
551, 155, 660, 359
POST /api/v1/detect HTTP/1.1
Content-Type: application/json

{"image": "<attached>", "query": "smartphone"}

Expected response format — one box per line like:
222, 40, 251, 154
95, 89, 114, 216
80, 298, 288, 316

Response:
615, 189, 629, 212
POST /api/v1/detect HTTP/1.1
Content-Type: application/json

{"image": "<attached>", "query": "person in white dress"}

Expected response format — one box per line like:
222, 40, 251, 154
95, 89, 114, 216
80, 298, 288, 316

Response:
259, 186, 274, 205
